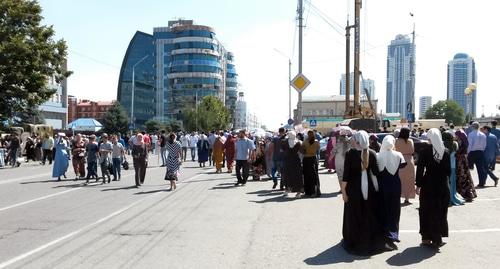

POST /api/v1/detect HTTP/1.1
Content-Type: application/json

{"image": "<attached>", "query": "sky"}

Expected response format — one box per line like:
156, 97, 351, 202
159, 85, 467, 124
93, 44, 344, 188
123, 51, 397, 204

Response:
39, 0, 500, 129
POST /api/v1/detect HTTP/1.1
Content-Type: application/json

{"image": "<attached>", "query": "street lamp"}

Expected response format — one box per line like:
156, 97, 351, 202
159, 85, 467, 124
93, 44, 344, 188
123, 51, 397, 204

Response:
464, 83, 477, 122
273, 48, 292, 120
130, 55, 149, 128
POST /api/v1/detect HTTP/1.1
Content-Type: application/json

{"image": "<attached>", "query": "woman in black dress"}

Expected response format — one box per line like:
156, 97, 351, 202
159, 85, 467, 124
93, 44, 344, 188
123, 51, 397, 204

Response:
282, 131, 303, 198
341, 130, 384, 255
416, 128, 450, 248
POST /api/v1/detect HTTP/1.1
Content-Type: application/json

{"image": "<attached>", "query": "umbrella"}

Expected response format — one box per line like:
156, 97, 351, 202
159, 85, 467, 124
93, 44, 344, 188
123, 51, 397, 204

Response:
67, 118, 103, 132
333, 126, 353, 136
250, 128, 266, 138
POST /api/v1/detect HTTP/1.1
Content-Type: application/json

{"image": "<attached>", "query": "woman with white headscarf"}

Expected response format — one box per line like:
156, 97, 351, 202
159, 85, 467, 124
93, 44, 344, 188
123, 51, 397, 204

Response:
282, 131, 303, 197
197, 133, 210, 167
341, 130, 384, 255
377, 135, 407, 251
416, 128, 451, 248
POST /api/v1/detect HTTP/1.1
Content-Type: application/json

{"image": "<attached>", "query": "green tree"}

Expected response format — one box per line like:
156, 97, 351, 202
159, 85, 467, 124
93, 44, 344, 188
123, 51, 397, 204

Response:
0, 0, 72, 121
144, 119, 166, 133
182, 96, 230, 132
15, 106, 45, 124
102, 102, 129, 134
424, 100, 465, 125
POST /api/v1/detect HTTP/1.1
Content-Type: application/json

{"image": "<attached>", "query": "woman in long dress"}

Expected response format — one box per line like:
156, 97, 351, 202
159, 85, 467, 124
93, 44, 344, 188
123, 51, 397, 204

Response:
52, 135, 69, 181
302, 130, 321, 197
224, 134, 236, 173
197, 134, 209, 167
132, 133, 148, 187
395, 127, 416, 204
282, 131, 303, 198
455, 130, 477, 202
334, 133, 350, 193
377, 135, 406, 250
325, 133, 336, 173
416, 128, 450, 248
341, 131, 384, 255
165, 133, 182, 191
442, 132, 464, 206
212, 136, 225, 173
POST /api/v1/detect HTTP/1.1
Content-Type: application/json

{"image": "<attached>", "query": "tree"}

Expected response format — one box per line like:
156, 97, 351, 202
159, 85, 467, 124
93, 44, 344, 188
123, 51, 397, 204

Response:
424, 100, 465, 125
182, 96, 230, 132
102, 102, 129, 134
14, 106, 45, 124
144, 119, 166, 133
0, 0, 72, 122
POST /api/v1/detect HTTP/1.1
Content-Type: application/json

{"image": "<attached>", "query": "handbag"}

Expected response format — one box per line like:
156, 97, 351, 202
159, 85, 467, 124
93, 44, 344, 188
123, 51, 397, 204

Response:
122, 158, 129, 170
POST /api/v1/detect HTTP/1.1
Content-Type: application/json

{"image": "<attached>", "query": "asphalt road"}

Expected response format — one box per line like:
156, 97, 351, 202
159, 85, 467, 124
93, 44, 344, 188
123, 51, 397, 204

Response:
0, 156, 499, 269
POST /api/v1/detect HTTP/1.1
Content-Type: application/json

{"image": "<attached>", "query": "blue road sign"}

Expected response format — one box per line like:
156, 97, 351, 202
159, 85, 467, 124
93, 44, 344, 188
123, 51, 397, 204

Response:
128, 123, 135, 130
407, 113, 415, 123
287, 118, 294, 125
309, 119, 317, 127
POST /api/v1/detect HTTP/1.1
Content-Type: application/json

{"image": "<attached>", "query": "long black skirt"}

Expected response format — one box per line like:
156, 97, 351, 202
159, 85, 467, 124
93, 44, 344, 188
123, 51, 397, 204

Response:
303, 156, 320, 196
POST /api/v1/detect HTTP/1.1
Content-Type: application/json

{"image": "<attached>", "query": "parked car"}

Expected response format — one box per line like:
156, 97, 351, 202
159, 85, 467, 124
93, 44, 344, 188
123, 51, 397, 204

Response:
374, 133, 428, 163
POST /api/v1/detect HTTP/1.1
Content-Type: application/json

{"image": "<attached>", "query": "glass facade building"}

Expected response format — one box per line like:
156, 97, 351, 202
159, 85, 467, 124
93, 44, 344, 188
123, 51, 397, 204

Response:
117, 31, 155, 126
386, 35, 416, 116
117, 20, 238, 126
447, 53, 477, 117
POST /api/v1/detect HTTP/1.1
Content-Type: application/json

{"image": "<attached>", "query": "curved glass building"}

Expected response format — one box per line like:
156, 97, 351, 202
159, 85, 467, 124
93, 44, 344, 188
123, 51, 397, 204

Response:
117, 31, 155, 126
117, 20, 238, 127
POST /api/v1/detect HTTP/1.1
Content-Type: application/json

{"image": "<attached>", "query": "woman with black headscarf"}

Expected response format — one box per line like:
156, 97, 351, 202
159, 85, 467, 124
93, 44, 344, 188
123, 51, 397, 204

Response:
395, 127, 415, 204
455, 130, 477, 202
442, 131, 464, 206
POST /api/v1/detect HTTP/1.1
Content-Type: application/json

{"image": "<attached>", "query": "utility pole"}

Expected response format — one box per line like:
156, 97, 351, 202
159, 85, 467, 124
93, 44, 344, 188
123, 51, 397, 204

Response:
353, 0, 362, 117
408, 21, 416, 121
288, 59, 292, 119
345, 20, 354, 117
297, 0, 304, 123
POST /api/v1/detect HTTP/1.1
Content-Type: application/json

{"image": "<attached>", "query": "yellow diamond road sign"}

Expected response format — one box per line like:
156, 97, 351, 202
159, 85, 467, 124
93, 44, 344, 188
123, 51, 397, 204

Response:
291, 73, 311, 93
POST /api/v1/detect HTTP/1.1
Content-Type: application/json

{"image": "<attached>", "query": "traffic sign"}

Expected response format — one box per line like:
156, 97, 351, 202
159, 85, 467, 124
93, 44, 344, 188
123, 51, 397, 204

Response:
287, 118, 294, 125
291, 73, 311, 93
128, 123, 135, 130
309, 119, 317, 127
406, 113, 415, 123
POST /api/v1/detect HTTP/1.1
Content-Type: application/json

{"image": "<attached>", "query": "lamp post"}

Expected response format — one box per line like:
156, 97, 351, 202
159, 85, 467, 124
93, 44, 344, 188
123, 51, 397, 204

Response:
130, 55, 149, 128
464, 83, 477, 123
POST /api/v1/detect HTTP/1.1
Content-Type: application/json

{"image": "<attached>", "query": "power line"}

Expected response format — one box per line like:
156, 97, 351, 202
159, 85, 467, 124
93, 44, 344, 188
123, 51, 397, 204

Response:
69, 49, 120, 69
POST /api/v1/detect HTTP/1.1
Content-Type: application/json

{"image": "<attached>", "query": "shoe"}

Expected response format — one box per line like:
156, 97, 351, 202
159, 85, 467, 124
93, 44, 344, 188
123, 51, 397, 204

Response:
295, 192, 302, 198
386, 241, 398, 250
272, 182, 277, 189
234, 183, 240, 186
476, 184, 485, 189
494, 179, 498, 187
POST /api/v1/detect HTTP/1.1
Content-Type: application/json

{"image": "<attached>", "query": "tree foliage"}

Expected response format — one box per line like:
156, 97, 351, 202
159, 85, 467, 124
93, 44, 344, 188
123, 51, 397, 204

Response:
144, 119, 166, 133
181, 96, 230, 132
102, 102, 129, 135
424, 100, 465, 125
0, 0, 72, 121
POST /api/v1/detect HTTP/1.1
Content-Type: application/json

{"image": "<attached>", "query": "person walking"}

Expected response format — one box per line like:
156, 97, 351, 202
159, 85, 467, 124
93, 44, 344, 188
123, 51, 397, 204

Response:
454, 130, 477, 202
151, 133, 158, 155
224, 133, 236, 173
159, 130, 167, 166
282, 131, 303, 198
467, 122, 487, 188
270, 128, 286, 189
25, 137, 36, 162
302, 130, 321, 197
341, 130, 384, 255
197, 134, 209, 167
7, 134, 21, 167
164, 133, 182, 191
208, 131, 217, 166
180, 133, 190, 162
41, 134, 54, 165
98, 134, 113, 184
416, 128, 450, 248
132, 134, 148, 187
395, 127, 416, 205
71, 134, 86, 180
482, 126, 499, 186
442, 132, 465, 206
234, 130, 256, 186
52, 134, 69, 181
212, 134, 225, 173
189, 132, 198, 161
111, 135, 125, 181
334, 132, 351, 193
325, 133, 336, 173
377, 135, 406, 250
85, 135, 99, 183
369, 134, 381, 153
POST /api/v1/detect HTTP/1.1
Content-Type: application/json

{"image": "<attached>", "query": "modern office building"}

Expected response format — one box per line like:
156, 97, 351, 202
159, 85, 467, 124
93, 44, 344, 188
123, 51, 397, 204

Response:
386, 34, 416, 117
118, 20, 238, 127
38, 61, 68, 129
419, 96, 432, 119
447, 53, 477, 117
340, 72, 375, 98
117, 31, 155, 126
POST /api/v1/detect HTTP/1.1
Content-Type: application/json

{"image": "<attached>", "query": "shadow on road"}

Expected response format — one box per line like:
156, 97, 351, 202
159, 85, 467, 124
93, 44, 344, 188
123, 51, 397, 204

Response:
304, 242, 369, 265
101, 186, 139, 192
249, 195, 294, 203
385, 246, 438, 266
53, 183, 86, 188
134, 189, 169, 195
317, 192, 341, 198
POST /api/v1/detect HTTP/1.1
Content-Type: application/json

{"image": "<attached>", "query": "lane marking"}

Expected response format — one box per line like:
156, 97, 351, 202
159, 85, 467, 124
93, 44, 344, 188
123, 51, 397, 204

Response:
0, 173, 52, 185
400, 228, 500, 233
474, 198, 500, 201
0, 171, 209, 268
0, 187, 83, 213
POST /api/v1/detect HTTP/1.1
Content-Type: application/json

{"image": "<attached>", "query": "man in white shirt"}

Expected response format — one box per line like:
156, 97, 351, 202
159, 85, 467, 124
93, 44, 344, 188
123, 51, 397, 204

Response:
180, 133, 190, 162
189, 132, 199, 161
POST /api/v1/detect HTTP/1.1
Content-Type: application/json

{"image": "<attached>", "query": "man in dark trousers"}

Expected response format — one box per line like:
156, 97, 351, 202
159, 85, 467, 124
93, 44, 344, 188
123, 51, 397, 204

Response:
234, 130, 256, 186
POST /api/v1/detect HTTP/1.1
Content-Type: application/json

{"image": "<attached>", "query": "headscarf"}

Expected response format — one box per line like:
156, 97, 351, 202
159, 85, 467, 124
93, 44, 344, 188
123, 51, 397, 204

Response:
377, 135, 405, 175
353, 130, 375, 200
441, 131, 455, 152
455, 129, 468, 155
393, 129, 401, 138
427, 128, 445, 162
288, 131, 298, 148
399, 127, 410, 141
134, 133, 144, 145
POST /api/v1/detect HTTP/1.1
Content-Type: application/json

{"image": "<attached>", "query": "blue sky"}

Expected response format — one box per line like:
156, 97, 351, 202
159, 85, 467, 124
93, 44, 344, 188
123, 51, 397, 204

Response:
39, 0, 500, 128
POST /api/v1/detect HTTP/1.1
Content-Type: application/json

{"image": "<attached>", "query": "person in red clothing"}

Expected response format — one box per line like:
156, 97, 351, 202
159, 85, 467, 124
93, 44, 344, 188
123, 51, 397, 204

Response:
141, 131, 151, 151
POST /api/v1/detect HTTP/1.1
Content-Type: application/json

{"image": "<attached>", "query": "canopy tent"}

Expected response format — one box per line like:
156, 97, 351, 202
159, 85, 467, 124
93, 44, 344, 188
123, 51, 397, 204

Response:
67, 118, 103, 132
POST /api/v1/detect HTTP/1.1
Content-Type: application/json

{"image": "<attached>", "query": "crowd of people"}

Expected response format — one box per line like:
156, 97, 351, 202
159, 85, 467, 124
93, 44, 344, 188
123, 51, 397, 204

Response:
1, 119, 499, 257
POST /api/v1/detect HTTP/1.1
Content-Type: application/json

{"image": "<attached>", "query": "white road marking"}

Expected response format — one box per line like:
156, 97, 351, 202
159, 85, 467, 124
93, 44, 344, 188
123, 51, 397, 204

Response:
474, 198, 500, 201
0, 171, 208, 268
0, 173, 52, 185
400, 228, 500, 233
0, 187, 83, 213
